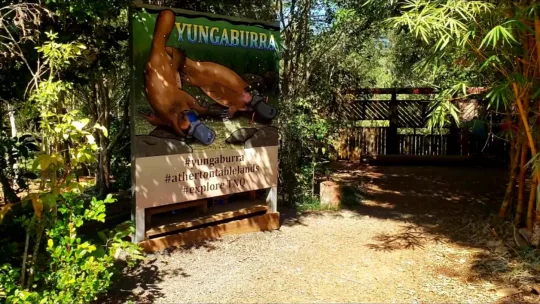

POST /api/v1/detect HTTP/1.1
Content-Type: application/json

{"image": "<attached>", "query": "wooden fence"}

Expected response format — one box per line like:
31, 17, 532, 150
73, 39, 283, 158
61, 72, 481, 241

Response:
336, 88, 509, 163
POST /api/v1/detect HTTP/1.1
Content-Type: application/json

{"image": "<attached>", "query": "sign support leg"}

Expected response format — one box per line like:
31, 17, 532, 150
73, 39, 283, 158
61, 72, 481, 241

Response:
266, 186, 278, 213
134, 208, 146, 243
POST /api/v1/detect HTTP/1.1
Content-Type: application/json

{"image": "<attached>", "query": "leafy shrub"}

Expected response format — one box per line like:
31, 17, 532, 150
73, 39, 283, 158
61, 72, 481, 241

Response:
0, 32, 143, 304
0, 193, 143, 304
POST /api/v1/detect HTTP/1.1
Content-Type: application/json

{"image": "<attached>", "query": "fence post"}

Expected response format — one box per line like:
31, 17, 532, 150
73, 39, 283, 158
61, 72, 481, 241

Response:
448, 118, 460, 155
387, 90, 399, 154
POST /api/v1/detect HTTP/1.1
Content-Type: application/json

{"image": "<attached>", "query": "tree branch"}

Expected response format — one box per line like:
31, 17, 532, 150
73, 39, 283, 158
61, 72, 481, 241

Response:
106, 89, 130, 152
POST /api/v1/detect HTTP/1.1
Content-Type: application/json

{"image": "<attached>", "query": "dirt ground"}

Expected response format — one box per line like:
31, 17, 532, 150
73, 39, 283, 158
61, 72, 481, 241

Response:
105, 164, 540, 303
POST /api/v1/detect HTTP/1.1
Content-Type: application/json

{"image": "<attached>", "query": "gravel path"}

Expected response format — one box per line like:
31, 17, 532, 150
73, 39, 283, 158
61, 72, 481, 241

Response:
106, 165, 528, 303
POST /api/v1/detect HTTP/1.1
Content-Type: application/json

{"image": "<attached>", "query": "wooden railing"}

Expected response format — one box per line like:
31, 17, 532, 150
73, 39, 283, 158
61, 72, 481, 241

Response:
335, 88, 509, 163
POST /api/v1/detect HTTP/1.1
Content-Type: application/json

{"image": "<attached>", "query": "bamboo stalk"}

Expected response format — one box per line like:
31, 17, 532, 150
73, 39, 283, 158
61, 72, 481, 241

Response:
531, 184, 540, 246
500, 141, 522, 218
516, 29, 530, 224
527, 177, 537, 231
512, 83, 536, 157
535, 14, 540, 74
516, 139, 529, 225
530, 14, 540, 244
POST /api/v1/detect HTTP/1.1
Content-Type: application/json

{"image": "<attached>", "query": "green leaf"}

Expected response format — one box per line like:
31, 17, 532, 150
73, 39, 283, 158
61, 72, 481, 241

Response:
97, 230, 108, 242
47, 239, 54, 249
104, 194, 116, 204
94, 123, 108, 137
480, 24, 517, 49
73, 118, 90, 131
86, 135, 96, 145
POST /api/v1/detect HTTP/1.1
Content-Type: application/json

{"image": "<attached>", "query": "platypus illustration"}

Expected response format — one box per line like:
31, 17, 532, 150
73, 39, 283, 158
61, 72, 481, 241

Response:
178, 52, 278, 122
142, 9, 215, 145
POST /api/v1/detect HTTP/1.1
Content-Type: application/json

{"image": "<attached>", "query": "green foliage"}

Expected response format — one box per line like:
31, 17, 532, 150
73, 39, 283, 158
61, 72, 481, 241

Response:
279, 0, 399, 204
1, 24, 142, 304
387, 0, 540, 225
109, 119, 131, 191
388, 0, 498, 129
0, 126, 40, 204
0, 194, 142, 304
390, 0, 493, 49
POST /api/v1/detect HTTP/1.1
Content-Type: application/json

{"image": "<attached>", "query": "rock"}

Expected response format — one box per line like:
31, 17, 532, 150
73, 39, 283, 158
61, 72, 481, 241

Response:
135, 135, 193, 157
496, 288, 521, 298
226, 128, 258, 145
149, 126, 185, 141
114, 248, 128, 263
245, 127, 278, 149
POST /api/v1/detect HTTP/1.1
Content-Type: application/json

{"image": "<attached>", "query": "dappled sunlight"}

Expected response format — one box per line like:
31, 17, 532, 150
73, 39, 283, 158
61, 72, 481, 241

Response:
364, 184, 403, 196
314, 164, 519, 291
361, 200, 395, 209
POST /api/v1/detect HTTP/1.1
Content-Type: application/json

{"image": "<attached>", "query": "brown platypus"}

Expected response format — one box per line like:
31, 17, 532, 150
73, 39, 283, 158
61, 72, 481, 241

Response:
142, 9, 214, 144
178, 53, 277, 122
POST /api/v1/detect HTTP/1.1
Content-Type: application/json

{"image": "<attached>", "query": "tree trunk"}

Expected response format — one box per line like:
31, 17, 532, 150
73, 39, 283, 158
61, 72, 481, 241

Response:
7, 103, 17, 137
98, 150, 111, 197
27, 220, 43, 289
94, 75, 130, 197
7, 103, 20, 188
0, 170, 19, 203
20, 230, 29, 286
95, 77, 111, 197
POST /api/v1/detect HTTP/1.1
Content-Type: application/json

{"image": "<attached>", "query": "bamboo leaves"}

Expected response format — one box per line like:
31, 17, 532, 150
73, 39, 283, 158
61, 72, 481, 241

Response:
480, 23, 519, 49
390, 0, 492, 50
486, 81, 512, 110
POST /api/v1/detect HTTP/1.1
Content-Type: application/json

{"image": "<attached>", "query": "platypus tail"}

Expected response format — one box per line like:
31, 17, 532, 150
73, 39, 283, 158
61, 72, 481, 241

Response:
152, 10, 175, 51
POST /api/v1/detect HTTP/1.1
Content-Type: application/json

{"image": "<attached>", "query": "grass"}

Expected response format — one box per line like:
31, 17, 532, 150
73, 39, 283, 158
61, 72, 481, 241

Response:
296, 195, 341, 212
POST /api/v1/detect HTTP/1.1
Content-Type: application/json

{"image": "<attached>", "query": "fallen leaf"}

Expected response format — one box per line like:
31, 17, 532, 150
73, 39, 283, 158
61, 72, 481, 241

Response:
496, 287, 520, 297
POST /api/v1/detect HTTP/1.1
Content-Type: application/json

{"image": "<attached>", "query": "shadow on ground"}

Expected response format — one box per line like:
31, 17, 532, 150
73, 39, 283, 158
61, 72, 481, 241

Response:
103, 161, 540, 303
281, 161, 540, 287
99, 239, 223, 304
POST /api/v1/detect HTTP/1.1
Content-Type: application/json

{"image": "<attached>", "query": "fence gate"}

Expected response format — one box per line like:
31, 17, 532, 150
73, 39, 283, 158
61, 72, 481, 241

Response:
336, 88, 509, 163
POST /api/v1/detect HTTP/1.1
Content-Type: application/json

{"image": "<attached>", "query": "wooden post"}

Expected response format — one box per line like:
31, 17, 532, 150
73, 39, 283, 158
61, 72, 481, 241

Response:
387, 90, 399, 154
128, 4, 142, 244
134, 207, 146, 242
320, 181, 341, 208
266, 186, 278, 213
448, 118, 460, 155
